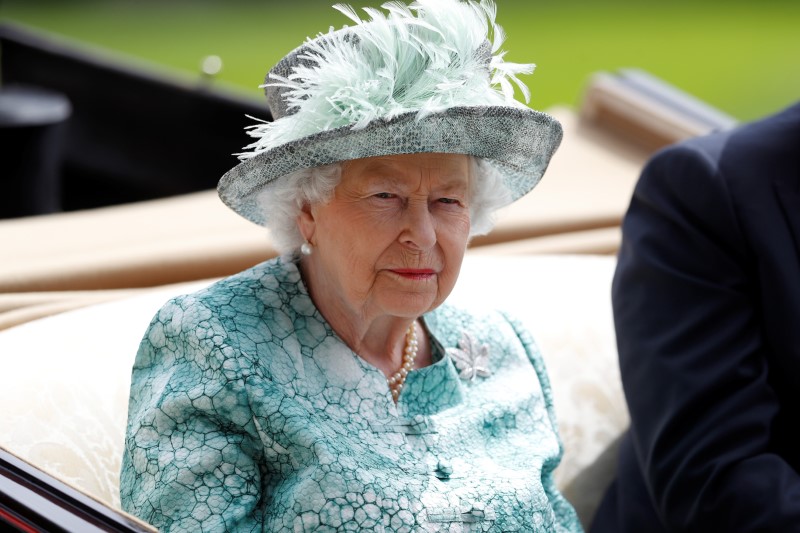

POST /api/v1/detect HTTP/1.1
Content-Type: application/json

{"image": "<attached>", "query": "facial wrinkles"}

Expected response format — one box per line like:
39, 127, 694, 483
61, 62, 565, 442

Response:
385, 176, 462, 264
316, 154, 470, 319
390, 168, 468, 307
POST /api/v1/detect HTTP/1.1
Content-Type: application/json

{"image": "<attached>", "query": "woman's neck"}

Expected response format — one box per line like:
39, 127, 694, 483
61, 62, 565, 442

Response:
298, 256, 431, 377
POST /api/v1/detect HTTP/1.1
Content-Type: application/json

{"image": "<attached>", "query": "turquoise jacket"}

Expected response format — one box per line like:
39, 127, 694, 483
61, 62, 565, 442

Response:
120, 255, 583, 532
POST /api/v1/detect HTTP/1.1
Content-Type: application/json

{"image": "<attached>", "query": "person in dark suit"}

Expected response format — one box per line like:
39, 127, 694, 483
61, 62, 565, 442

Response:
590, 101, 800, 533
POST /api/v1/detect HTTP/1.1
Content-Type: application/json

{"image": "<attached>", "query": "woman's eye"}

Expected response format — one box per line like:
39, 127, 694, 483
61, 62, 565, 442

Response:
438, 197, 460, 205
374, 192, 395, 199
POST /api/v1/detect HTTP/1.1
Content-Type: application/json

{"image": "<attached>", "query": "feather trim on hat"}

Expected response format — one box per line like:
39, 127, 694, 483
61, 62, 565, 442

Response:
238, 0, 534, 160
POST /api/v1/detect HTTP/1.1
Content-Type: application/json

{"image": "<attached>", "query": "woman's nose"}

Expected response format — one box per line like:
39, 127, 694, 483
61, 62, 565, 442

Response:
399, 201, 436, 250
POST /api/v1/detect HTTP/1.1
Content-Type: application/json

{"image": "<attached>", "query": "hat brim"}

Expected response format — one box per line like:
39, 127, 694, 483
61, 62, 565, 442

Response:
218, 105, 562, 226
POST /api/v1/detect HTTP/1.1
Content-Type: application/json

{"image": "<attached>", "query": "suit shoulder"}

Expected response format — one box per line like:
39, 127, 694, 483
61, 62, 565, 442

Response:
645, 102, 800, 192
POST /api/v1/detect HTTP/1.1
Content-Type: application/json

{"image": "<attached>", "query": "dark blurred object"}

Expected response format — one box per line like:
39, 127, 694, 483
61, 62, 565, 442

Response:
0, 84, 71, 218
0, 22, 271, 217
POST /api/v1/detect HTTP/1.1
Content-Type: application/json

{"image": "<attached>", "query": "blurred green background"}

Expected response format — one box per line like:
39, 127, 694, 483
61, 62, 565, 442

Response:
1, 0, 798, 122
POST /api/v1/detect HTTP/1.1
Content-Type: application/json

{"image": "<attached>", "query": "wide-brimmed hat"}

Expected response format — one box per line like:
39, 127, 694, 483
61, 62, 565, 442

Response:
218, 0, 563, 227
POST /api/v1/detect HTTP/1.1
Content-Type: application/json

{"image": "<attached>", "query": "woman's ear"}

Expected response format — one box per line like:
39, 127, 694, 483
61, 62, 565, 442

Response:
297, 203, 316, 245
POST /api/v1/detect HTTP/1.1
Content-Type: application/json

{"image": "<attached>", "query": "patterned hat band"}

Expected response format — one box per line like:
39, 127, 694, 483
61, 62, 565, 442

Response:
218, 0, 563, 227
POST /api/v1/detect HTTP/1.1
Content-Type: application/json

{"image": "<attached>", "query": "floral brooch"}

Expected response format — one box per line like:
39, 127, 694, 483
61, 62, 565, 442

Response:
447, 331, 491, 381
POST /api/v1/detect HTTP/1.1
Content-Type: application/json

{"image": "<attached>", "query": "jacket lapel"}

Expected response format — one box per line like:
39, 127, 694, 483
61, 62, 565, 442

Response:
774, 170, 800, 262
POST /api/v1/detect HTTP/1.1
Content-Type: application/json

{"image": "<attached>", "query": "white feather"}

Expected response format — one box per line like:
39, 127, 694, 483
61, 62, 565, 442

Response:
332, 3, 362, 24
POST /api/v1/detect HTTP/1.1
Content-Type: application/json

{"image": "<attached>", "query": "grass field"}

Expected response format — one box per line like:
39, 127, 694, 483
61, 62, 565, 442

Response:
1, 0, 798, 122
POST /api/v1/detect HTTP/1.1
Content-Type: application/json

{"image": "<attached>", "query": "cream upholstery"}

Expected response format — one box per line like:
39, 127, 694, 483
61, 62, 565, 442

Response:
0, 253, 626, 529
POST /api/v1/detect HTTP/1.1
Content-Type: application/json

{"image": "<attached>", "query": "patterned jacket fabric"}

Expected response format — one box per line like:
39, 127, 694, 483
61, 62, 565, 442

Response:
120, 255, 583, 532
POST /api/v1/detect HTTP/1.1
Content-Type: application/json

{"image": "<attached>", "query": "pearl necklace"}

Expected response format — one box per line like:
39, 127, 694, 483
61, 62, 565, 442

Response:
387, 323, 419, 402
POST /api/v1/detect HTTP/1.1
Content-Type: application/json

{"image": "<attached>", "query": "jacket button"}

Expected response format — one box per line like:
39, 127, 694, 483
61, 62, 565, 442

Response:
435, 458, 453, 479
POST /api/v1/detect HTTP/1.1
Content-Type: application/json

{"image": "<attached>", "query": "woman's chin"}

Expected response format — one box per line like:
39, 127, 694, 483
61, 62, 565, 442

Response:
377, 290, 445, 318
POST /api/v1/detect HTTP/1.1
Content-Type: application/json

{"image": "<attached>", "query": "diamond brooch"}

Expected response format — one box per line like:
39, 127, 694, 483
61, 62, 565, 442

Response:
447, 331, 491, 381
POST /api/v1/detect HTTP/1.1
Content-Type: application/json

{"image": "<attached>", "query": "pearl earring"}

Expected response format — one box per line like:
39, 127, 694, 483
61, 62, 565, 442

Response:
300, 241, 313, 256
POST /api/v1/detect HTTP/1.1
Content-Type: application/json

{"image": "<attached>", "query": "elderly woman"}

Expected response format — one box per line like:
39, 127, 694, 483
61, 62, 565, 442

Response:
120, 0, 581, 531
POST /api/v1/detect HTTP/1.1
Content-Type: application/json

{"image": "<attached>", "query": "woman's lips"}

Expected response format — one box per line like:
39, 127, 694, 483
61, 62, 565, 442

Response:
390, 269, 437, 280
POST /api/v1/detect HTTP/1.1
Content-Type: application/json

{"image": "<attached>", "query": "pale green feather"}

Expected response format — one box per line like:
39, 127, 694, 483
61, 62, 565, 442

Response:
240, 0, 535, 159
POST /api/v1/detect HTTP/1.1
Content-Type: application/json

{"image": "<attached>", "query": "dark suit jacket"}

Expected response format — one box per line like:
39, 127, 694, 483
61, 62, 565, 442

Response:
590, 101, 800, 532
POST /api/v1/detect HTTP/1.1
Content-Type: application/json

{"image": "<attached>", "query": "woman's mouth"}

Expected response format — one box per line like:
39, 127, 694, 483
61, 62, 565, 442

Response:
390, 269, 437, 280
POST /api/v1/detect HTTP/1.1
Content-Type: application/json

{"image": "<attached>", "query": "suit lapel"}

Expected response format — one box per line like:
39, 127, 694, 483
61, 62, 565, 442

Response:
774, 170, 800, 262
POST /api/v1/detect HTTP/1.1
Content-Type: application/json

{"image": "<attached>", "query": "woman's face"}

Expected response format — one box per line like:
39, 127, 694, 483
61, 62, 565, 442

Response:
299, 152, 472, 323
